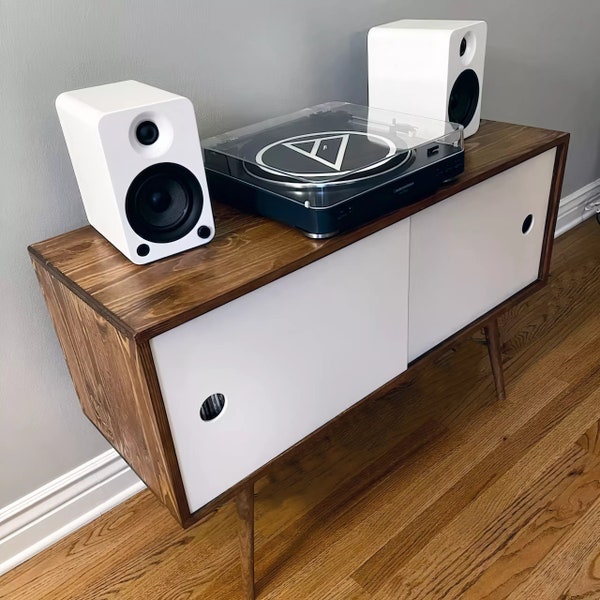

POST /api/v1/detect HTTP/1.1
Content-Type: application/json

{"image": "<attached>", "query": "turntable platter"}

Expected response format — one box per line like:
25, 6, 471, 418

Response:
244, 130, 412, 187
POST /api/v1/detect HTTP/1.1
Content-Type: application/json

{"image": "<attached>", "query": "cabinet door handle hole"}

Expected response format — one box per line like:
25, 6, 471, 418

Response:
200, 393, 226, 421
522, 214, 534, 235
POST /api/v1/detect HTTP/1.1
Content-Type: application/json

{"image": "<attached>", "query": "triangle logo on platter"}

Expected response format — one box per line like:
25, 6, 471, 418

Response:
282, 134, 350, 172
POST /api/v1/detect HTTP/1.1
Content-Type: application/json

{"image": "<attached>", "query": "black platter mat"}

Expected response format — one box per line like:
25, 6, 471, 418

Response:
240, 109, 412, 187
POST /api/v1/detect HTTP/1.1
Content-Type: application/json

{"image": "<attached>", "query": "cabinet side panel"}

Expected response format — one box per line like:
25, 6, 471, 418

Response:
31, 261, 185, 523
539, 138, 569, 280
152, 220, 410, 513
408, 148, 556, 361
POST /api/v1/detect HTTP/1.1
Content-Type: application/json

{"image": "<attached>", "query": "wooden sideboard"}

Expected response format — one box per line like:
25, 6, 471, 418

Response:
29, 120, 568, 599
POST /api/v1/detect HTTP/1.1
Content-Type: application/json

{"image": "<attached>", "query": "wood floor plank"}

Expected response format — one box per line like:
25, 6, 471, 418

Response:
578, 421, 600, 456
505, 494, 600, 600
0, 494, 243, 600
259, 309, 600, 598
561, 544, 600, 599
351, 315, 600, 591
318, 578, 372, 600
360, 368, 600, 600
352, 381, 594, 590
258, 379, 574, 598
460, 451, 600, 600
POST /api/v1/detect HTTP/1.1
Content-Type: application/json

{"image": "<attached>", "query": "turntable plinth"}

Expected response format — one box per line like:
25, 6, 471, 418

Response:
29, 120, 569, 599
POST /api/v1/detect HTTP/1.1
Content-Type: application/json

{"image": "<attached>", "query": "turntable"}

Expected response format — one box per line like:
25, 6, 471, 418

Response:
203, 102, 465, 238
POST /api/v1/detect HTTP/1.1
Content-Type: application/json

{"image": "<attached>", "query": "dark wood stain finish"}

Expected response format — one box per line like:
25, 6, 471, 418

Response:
29, 121, 569, 342
539, 136, 570, 280
484, 317, 506, 401
235, 482, 256, 600
31, 263, 189, 525
28, 120, 569, 536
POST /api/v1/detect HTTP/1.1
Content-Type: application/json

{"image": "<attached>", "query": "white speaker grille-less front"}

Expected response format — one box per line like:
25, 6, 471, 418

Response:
368, 20, 487, 138
56, 80, 215, 264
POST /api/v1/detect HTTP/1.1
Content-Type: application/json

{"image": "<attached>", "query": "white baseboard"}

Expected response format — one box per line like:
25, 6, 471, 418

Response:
555, 178, 600, 237
0, 450, 145, 576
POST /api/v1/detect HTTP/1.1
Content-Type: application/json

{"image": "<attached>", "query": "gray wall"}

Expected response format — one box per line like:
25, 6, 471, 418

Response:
2, 0, 599, 507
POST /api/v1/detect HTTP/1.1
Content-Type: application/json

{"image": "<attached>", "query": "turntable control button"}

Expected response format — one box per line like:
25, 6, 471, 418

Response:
427, 145, 440, 157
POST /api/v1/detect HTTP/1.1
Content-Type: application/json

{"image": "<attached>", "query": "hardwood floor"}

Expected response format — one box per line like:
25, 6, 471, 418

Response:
3, 217, 600, 600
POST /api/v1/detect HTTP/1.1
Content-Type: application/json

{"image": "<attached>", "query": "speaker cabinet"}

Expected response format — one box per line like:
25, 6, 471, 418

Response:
56, 80, 215, 264
368, 19, 487, 138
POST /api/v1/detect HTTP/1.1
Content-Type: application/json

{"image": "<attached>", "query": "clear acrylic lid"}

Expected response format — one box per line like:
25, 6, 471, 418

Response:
203, 102, 464, 185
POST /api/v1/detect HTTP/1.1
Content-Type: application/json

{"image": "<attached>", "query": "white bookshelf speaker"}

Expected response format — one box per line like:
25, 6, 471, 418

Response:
368, 19, 487, 138
56, 80, 215, 264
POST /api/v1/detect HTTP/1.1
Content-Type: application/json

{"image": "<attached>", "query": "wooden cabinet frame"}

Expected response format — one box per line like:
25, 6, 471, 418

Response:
29, 121, 568, 598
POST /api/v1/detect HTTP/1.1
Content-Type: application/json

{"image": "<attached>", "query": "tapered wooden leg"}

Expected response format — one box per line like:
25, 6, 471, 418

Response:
235, 481, 255, 600
484, 317, 506, 401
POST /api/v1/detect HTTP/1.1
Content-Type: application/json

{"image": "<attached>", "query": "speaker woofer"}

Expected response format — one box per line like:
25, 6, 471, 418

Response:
448, 69, 480, 129
126, 162, 203, 243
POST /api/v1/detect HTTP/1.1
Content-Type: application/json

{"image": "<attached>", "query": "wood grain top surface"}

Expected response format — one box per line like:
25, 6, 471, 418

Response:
28, 120, 569, 340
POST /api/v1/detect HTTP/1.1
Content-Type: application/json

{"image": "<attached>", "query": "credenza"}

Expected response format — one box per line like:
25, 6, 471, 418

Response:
29, 120, 569, 599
